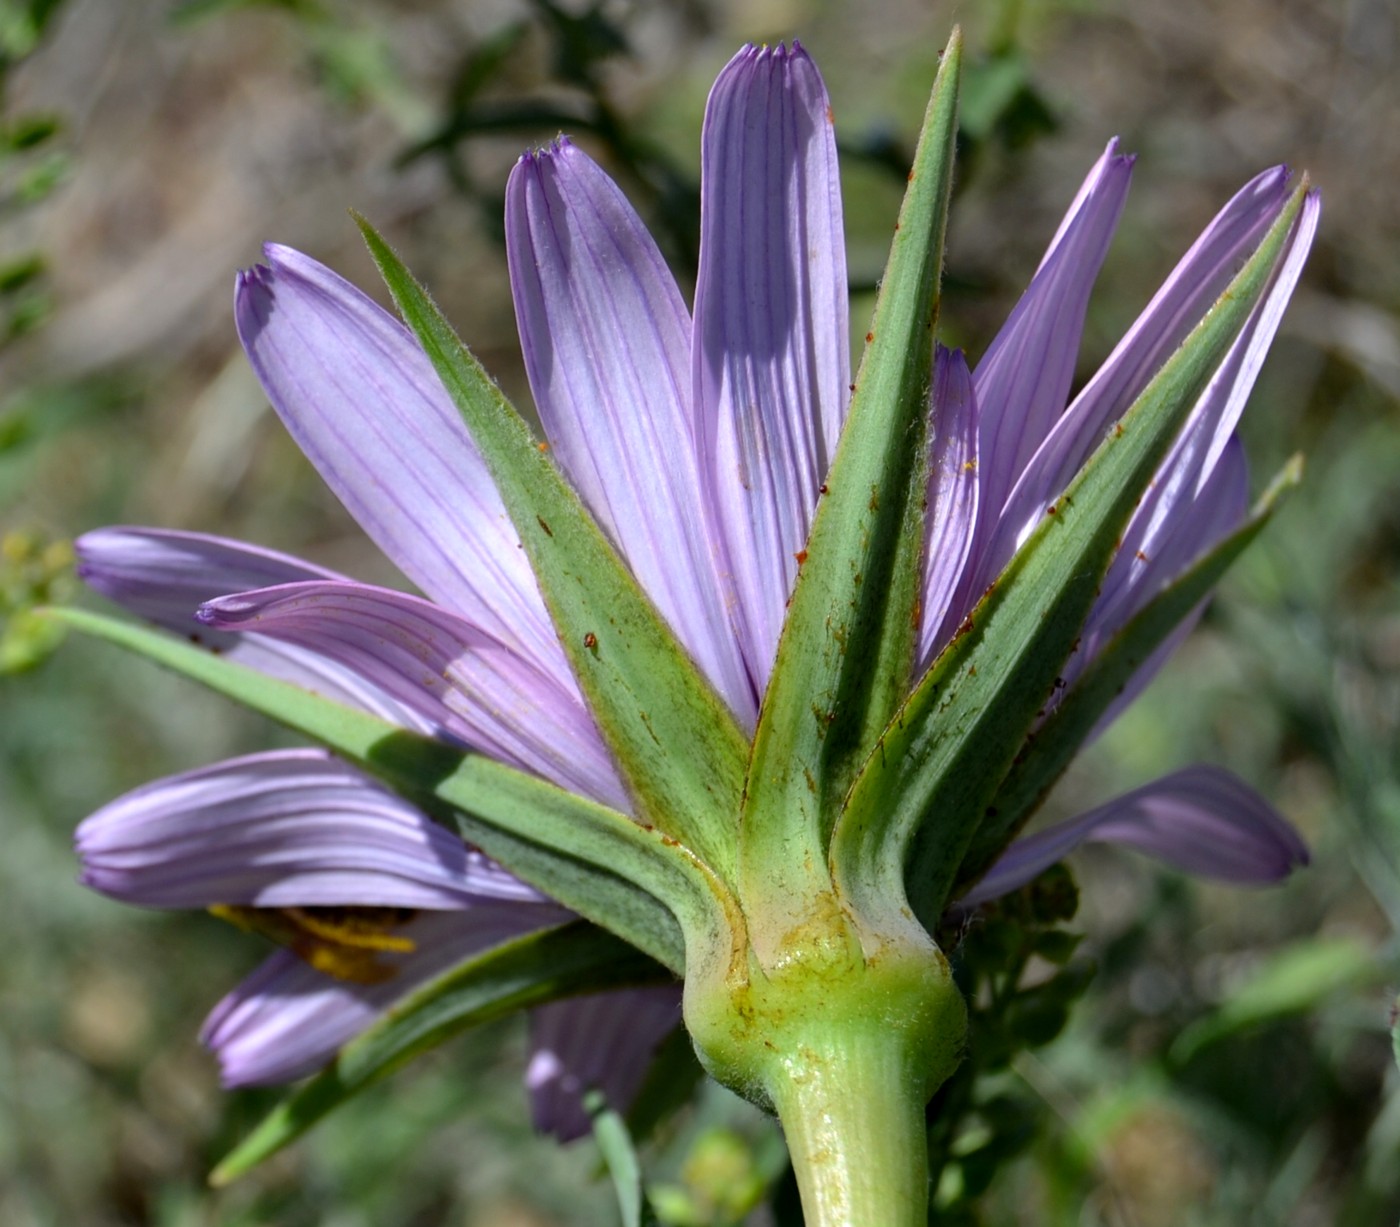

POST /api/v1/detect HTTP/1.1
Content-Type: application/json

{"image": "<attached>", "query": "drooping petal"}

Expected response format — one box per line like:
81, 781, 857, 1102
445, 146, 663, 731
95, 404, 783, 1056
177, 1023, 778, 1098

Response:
990, 166, 1299, 564
198, 581, 629, 811
920, 348, 980, 661
234, 245, 569, 680
77, 749, 543, 909
202, 905, 568, 1086
959, 766, 1309, 907
506, 140, 757, 726
525, 986, 682, 1142
73, 526, 430, 729
693, 42, 850, 687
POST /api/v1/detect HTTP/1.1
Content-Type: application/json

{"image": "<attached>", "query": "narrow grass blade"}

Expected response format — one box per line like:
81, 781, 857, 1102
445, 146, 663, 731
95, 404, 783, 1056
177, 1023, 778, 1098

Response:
585, 1088, 661, 1227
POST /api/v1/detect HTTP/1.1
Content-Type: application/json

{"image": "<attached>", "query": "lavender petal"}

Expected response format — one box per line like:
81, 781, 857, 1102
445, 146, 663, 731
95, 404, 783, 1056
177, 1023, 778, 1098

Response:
972, 141, 1134, 524
202, 905, 568, 1086
506, 140, 757, 726
77, 749, 543, 909
525, 986, 683, 1142
992, 167, 1299, 562
74, 526, 430, 728
960, 766, 1309, 907
693, 43, 849, 688
920, 348, 981, 662
199, 580, 628, 811
235, 245, 569, 680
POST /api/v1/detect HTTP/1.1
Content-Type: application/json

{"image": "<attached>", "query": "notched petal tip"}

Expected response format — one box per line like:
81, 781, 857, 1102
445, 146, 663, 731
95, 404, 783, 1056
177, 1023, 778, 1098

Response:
725, 39, 818, 76
71, 529, 114, 586
236, 262, 273, 292
513, 134, 574, 171
194, 596, 248, 626
234, 260, 277, 336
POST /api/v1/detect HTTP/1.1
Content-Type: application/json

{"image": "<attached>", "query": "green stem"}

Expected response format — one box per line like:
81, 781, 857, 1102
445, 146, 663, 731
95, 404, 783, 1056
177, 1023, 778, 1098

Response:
765, 1016, 934, 1226
685, 912, 966, 1227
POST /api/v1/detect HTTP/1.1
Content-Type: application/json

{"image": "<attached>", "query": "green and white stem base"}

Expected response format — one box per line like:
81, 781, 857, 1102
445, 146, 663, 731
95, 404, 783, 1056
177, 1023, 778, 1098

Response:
685, 900, 967, 1227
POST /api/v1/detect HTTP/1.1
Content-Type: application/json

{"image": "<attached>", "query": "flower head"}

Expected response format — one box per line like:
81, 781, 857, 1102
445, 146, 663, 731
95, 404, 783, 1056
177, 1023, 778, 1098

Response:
72, 38, 1314, 1145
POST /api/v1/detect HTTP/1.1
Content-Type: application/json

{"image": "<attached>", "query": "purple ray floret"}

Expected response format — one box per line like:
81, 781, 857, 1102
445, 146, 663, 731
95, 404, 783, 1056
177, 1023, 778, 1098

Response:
959, 767, 1311, 909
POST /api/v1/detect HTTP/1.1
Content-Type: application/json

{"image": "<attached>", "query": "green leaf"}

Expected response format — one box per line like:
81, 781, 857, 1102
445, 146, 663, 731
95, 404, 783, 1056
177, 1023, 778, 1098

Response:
832, 181, 1311, 931
211, 921, 667, 1184
956, 453, 1303, 889
735, 31, 961, 960
48, 606, 738, 974
357, 219, 748, 885
585, 1088, 660, 1227
1169, 936, 1383, 1065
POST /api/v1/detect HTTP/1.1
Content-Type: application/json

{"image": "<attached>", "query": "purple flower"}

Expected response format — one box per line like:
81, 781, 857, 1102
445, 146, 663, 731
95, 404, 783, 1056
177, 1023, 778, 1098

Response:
74, 43, 1314, 1137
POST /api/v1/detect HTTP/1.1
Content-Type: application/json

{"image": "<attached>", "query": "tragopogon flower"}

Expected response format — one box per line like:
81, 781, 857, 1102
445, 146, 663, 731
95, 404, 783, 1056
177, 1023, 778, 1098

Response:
73, 41, 1313, 1142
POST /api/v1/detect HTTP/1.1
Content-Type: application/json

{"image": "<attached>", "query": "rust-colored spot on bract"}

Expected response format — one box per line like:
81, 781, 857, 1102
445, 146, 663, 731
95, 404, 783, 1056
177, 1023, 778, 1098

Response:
537, 516, 553, 537
794, 549, 808, 566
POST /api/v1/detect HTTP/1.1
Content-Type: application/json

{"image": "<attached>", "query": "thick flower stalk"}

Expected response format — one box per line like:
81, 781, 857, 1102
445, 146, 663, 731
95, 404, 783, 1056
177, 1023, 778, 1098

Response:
57, 30, 1319, 1226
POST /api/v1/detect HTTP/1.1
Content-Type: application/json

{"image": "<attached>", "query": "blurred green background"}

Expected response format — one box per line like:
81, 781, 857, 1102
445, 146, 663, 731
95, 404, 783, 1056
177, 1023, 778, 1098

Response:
2, 0, 1397, 1223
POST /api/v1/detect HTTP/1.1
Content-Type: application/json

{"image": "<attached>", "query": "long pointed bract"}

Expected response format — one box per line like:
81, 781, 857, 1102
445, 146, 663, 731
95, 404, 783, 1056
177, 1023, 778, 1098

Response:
735, 32, 962, 967
957, 454, 1302, 886
832, 181, 1314, 931
358, 220, 749, 886
49, 606, 734, 975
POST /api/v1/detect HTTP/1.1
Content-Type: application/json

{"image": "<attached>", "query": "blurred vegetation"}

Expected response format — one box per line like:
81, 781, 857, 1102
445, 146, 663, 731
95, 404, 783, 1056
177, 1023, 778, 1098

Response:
2, 0, 1398, 1223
